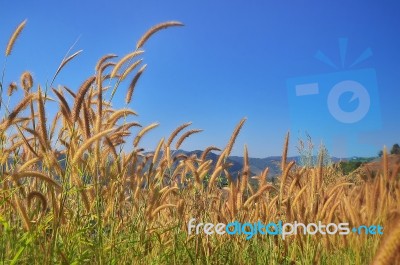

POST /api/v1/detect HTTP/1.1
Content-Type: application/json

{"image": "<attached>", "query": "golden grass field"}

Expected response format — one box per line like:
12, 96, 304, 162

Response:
0, 20, 399, 264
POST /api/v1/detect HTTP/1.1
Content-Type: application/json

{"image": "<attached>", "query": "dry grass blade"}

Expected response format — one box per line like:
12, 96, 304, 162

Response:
126, 64, 147, 104
5, 19, 27, 56
136, 21, 184, 49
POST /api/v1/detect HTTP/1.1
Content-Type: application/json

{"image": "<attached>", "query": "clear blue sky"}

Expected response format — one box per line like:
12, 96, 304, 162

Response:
0, 1, 399, 158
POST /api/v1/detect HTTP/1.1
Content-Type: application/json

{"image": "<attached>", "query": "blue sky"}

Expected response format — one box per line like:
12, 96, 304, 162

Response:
0, 1, 399, 158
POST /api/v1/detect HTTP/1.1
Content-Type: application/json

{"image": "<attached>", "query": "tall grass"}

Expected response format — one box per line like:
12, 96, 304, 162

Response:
0, 19, 399, 265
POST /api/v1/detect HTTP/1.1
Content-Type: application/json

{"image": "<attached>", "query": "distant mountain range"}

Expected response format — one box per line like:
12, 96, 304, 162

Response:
172, 150, 354, 180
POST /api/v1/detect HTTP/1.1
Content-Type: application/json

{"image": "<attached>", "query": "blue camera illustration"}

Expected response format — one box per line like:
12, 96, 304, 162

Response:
287, 39, 381, 157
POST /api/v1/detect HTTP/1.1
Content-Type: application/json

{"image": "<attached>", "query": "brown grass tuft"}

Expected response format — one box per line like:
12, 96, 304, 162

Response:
5, 19, 27, 56
125, 64, 147, 104
136, 21, 184, 49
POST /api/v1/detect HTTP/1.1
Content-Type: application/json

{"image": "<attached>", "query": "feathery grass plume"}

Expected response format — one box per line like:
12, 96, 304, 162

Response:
126, 64, 147, 104
71, 128, 115, 164
281, 132, 289, 171
12, 171, 62, 192
152, 138, 165, 166
382, 146, 388, 181
51, 50, 83, 85
119, 59, 143, 82
239, 145, 250, 197
107, 109, 137, 128
82, 101, 91, 139
63, 86, 76, 98
37, 86, 49, 149
225, 118, 246, 157
111, 50, 144, 78
95, 54, 117, 72
136, 21, 184, 49
279, 160, 295, 205
1, 93, 34, 130
372, 215, 400, 265
5, 19, 27, 56
52, 88, 71, 115
7, 82, 18, 96
201, 146, 221, 161
71, 76, 95, 123
133, 123, 159, 147
20, 71, 34, 92
27, 191, 47, 213
167, 122, 192, 148
243, 184, 273, 208
175, 129, 203, 150
259, 167, 269, 187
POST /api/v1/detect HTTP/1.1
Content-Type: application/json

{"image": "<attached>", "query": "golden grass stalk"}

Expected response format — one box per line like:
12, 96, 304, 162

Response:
279, 160, 295, 204
126, 64, 147, 104
200, 146, 221, 161
119, 59, 143, 82
175, 129, 203, 150
1, 94, 34, 130
243, 184, 273, 208
52, 88, 71, 116
20, 71, 34, 92
225, 118, 246, 157
27, 191, 47, 213
82, 101, 91, 139
95, 53, 117, 72
167, 122, 192, 148
107, 109, 137, 128
372, 215, 400, 265
5, 19, 27, 56
12, 171, 62, 191
52, 50, 83, 84
72, 76, 96, 123
281, 132, 289, 171
7, 82, 18, 96
133, 123, 159, 147
136, 21, 184, 49
111, 50, 144, 78
152, 138, 165, 165
37, 86, 49, 149
71, 128, 115, 164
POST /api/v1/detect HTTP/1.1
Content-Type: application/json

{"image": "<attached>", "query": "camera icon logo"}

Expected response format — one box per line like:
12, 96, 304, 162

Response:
287, 38, 381, 156
327, 80, 370, 124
